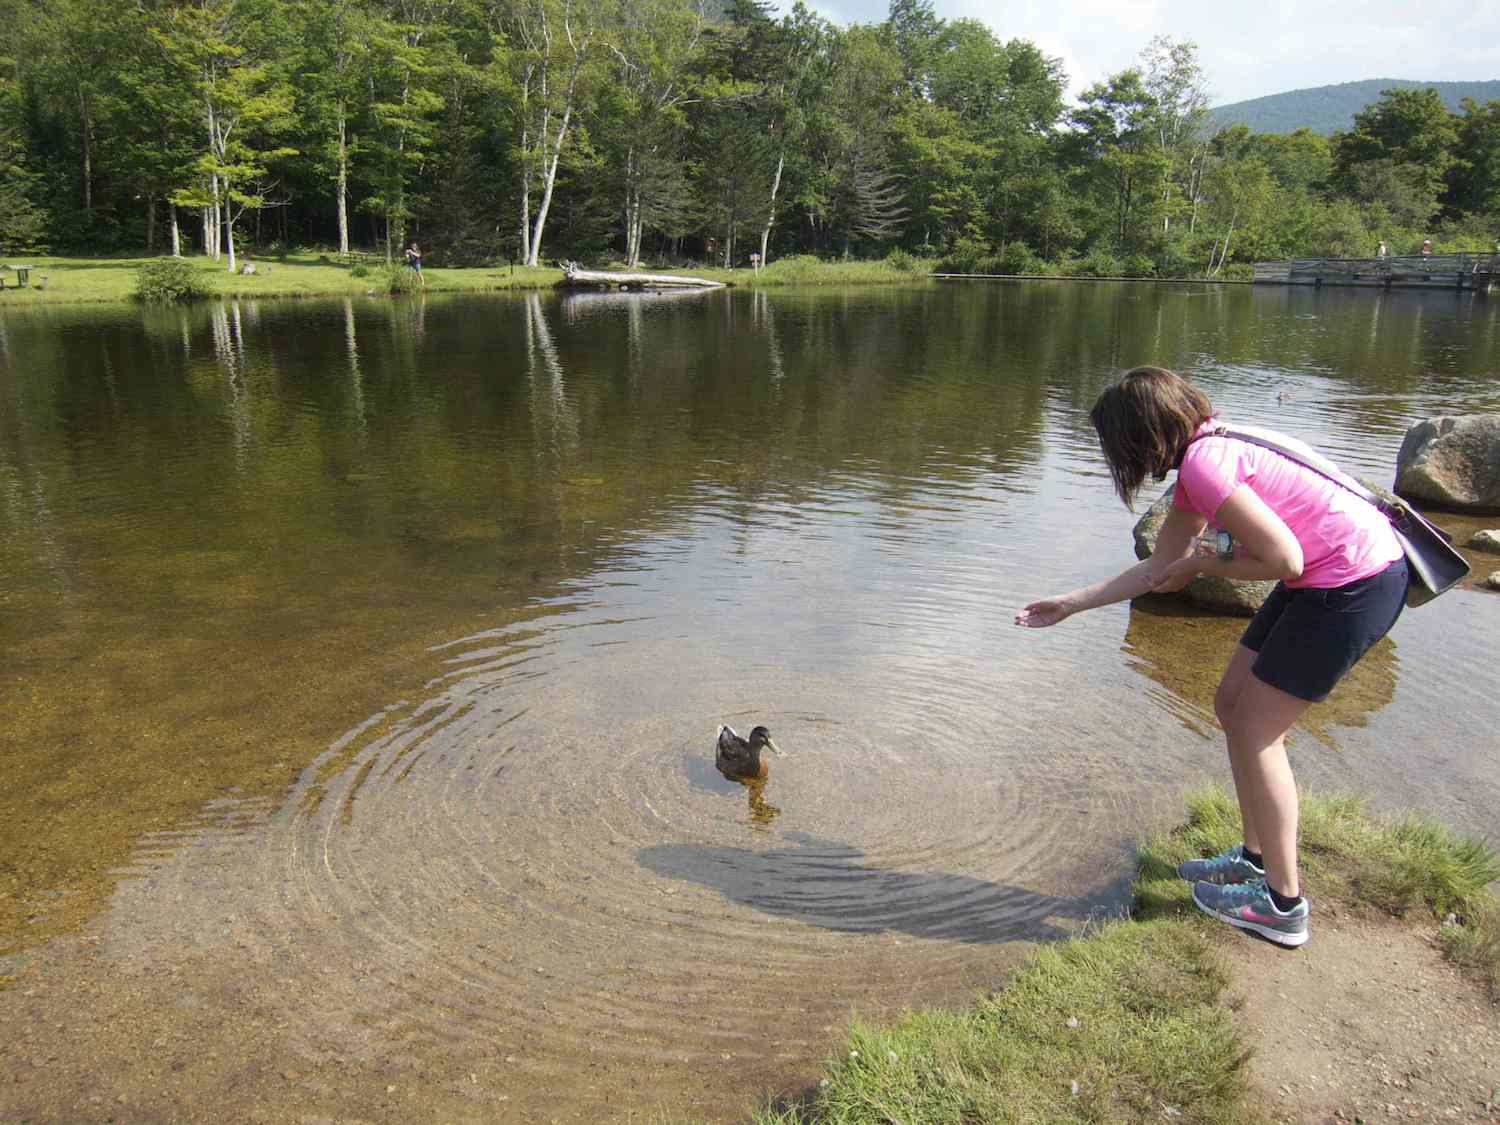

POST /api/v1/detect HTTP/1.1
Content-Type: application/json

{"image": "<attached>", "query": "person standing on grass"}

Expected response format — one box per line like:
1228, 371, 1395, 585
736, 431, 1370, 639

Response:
1015, 366, 1407, 948
404, 243, 425, 285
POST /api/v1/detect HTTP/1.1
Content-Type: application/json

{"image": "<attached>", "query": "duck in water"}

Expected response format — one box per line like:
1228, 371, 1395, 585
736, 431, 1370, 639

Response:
715, 724, 784, 781
716, 725, 785, 826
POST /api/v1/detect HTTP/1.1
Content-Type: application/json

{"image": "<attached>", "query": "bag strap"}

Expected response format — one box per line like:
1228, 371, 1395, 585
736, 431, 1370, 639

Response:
1202, 424, 1408, 520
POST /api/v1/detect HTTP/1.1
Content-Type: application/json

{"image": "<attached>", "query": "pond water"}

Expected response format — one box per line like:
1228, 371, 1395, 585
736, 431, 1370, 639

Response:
2, 282, 1498, 1119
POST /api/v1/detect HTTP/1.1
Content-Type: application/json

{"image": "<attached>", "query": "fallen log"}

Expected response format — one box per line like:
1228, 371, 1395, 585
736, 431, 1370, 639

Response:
558, 261, 724, 290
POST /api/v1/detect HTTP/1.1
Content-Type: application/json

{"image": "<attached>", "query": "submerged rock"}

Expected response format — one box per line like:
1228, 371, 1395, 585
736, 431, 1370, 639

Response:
1471, 529, 1500, 554
1395, 416, 1500, 512
1132, 486, 1275, 616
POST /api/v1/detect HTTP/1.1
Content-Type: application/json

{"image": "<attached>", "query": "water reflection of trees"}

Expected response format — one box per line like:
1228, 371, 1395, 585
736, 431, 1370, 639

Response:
1121, 597, 1399, 752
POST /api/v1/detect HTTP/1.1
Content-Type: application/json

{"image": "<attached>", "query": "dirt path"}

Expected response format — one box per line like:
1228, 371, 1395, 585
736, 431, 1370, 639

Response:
1223, 903, 1499, 1123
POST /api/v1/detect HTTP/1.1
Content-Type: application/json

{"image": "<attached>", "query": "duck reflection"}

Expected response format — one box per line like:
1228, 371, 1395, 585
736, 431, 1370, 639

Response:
1123, 596, 1399, 751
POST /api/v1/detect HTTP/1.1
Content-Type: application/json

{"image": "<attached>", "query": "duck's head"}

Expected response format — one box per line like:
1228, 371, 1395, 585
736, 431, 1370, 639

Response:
747, 726, 785, 756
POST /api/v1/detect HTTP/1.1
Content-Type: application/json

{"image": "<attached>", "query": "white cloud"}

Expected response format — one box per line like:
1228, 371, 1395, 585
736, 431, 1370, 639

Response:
776, 0, 1500, 104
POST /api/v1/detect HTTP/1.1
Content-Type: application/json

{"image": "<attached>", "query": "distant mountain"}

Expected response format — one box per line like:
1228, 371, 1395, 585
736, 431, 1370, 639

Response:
1208, 78, 1500, 136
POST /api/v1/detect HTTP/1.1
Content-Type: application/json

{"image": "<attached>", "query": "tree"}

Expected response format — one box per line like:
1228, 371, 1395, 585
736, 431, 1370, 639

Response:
1201, 153, 1272, 274
1140, 36, 1209, 235
751, 2, 825, 267
602, 0, 708, 267
1447, 98, 1500, 217
153, 0, 298, 272
883, 0, 939, 99
0, 57, 48, 253
925, 23, 1064, 250
361, 0, 458, 262
1069, 69, 1167, 255
295, 0, 374, 255
494, 0, 602, 267
823, 25, 911, 253
1333, 87, 1458, 206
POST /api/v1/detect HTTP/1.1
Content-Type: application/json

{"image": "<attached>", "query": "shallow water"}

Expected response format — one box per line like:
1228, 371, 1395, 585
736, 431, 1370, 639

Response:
2, 283, 1498, 1119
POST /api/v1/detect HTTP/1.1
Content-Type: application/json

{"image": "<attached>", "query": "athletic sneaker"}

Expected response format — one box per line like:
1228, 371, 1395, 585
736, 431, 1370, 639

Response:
1192, 879, 1309, 948
1176, 844, 1265, 885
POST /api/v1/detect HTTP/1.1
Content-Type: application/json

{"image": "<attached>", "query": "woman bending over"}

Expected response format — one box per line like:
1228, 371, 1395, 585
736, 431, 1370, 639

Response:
1017, 366, 1406, 947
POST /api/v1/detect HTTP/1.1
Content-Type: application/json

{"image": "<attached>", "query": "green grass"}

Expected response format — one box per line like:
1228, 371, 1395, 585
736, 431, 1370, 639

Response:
0, 251, 925, 306
0, 252, 567, 305
694, 255, 922, 287
759, 787, 1499, 1124
754, 920, 1250, 1125
1135, 785, 1500, 926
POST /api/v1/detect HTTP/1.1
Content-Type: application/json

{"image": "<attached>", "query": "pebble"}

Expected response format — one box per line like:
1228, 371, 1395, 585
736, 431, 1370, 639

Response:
1066, 1016, 1079, 1029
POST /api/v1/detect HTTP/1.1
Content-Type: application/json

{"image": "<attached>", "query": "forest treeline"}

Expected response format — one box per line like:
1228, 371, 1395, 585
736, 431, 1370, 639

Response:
1, 0, 1498, 277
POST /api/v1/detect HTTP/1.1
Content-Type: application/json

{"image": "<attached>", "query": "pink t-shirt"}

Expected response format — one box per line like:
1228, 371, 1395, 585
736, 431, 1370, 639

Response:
1172, 420, 1403, 589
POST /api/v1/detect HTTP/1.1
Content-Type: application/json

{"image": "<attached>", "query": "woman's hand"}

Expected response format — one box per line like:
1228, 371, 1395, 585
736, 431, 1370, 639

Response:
1015, 597, 1072, 628
1151, 556, 1203, 591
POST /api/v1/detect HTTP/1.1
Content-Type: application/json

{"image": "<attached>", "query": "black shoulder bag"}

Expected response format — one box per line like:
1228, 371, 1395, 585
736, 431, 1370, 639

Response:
1209, 424, 1470, 607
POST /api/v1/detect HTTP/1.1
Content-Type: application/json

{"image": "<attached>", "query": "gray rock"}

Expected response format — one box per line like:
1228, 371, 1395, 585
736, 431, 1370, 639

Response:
1486, 571, 1500, 592
1132, 486, 1276, 616
1471, 529, 1500, 554
1395, 415, 1500, 512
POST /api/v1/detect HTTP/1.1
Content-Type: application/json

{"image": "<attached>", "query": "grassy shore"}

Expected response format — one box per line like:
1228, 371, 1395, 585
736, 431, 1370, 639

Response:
754, 786, 1500, 1124
0, 252, 922, 306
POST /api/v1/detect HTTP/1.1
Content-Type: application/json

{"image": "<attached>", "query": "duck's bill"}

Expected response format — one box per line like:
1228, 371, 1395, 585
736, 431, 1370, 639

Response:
765, 738, 787, 756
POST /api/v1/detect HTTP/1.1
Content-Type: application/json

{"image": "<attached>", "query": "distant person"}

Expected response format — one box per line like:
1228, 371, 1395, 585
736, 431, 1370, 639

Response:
404, 243, 425, 285
1420, 238, 1433, 257
1376, 240, 1387, 258
750, 251, 761, 272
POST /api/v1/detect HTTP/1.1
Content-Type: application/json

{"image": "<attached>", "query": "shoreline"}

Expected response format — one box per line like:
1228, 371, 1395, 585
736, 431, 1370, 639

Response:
0, 253, 928, 307
0, 253, 1260, 308
752, 785, 1500, 1123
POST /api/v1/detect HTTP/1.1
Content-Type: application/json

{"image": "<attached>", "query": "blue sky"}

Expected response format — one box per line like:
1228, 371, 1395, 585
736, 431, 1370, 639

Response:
774, 0, 1500, 105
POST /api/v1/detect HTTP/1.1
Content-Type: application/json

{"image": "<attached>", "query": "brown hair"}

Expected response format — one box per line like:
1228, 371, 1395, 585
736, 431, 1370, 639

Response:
1089, 366, 1213, 508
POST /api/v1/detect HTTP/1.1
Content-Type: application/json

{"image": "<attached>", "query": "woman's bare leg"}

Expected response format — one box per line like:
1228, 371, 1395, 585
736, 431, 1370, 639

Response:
1214, 645, 1264, 855
1219, 667, 1312, 899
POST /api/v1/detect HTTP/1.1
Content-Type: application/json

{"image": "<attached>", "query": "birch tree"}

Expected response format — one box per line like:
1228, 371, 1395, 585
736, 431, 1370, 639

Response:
154, 0, 297, 271
297, 0, 372, 255
495, 0, 601, 267
1140, 36, 1209, 235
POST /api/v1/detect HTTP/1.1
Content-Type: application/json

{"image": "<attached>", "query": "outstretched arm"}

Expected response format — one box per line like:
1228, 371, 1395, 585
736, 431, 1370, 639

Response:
1015, 504, 1206, 628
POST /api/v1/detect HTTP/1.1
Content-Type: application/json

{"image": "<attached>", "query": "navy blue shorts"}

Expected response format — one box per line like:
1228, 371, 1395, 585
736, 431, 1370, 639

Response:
1240, 558, 1408, 702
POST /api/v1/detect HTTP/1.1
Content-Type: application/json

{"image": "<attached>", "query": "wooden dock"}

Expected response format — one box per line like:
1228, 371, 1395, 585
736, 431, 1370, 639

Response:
1254, 253, 1498, 291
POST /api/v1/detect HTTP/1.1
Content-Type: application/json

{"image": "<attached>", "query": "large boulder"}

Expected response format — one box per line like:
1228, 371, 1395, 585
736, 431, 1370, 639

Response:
1132, 486, 1276, 616
1395, 415, 1500, 512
